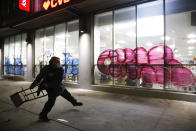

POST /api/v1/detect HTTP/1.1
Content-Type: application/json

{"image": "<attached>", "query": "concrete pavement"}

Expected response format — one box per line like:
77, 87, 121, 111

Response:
0, 80, 196, 131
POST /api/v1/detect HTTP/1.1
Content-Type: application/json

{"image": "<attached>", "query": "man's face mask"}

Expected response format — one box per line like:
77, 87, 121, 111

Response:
56, 63, 61, 68
53, 59, 61, 68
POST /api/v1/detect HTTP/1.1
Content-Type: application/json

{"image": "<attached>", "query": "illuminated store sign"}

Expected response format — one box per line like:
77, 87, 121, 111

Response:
43, 0, 71, 11
19, 0, 30, 12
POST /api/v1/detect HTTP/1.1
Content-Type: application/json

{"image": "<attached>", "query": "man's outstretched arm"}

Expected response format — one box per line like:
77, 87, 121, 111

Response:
29, 66, 47, 89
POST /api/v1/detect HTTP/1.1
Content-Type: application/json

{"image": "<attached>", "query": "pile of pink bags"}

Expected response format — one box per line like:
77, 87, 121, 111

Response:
97, 45, 195, 87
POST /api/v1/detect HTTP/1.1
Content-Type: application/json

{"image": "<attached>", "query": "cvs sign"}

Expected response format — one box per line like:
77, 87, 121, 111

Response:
43, 0, 71, 11
19, 0, 30, 12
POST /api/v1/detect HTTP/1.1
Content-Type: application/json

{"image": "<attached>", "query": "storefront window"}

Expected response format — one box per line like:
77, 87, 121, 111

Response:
54, 23, 66, 61
4, 38, 9, 75
94, 0, 196, 93
137, 0, 164, 89
22, 34, 27, 65
35, 29, 44, 77
9, 36, 15, 66
44, 26, 54, 65
35, 20, 79, 82
3, 34, 27, 77
165, 0, 196, 92
114, 7, 136, 86
94, 11, 113, 85
65, 20, 79, 82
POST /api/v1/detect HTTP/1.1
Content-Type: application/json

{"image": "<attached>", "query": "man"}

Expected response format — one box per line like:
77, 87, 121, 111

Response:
30, 56, 83, 121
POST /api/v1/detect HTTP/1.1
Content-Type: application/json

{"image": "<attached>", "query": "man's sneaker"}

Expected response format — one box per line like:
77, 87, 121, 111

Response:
73, 102, 83, 106
39, 115, 50, 122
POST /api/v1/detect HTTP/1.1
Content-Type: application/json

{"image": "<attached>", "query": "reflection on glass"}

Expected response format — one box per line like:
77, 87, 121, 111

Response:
114, 7, 136, 86
44, 26, 54, 65
166, 0, 196, 92
22, 34, 27, 65
137, 0, 164, 89
15, 35, 21, 59
35, 29, 44, 65
94, 12, 113, 63
166, 65, 196, 92
4, 38, 9, 65
4, 38, 9, 75
67, 20, 79, 59
64, 20, 79, 82
166, 11, 196, 64
9, 36, 15, 65
3, 34, 26, 76
94, 11, 113, 85
93, 0, 196, 93
34, 20, 79, 82
54, 23, 66, 63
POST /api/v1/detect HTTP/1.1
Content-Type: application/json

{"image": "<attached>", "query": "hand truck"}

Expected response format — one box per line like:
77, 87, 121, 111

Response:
10, 87, 47, 108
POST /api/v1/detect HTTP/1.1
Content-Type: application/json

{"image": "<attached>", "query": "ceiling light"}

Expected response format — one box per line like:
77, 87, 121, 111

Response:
160, 36, 170, 41
115, 22, 136, 29
187, 33, 196, 39
169, 44, 175, 49
137, 15, 164, 37
188, 46, 195, 50
117, 40, 126, 44
175, 54, 181, 57
56, 34, 65, 38
126, 32, 136, 37
106, 27, 110, 32
174, 49, 178, 53
188, 50, 193, 53
65, 34, 71, 38
145, 42, 153, 46
115, 44, 121, 48
187, 39, 196, 44
41, 38, 50, 41
188, 54, 192, 56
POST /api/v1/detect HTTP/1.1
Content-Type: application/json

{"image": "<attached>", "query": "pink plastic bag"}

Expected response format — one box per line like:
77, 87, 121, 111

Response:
127, 65, 141, 80
124, 48, 135, 64
134, 47, 148, 64
171, 67, 195, 87
148, 45, 173, 64
141, 66, 156, 84
154, 66, 170, 84
115, 48, 125, 64
97, 50, 111, 75
167, 59, 181, 65
109, 64, 121, 78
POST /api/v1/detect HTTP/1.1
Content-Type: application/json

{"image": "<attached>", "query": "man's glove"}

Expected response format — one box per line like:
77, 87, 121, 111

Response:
37, 83, 48, 96
29, 85, 35, 89
37, 89, 41, 96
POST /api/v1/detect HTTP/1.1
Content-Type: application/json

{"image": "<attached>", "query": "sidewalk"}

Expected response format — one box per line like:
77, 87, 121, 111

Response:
0, 80, 196, 131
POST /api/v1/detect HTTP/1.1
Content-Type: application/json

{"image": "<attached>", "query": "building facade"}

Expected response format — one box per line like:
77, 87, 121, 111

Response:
0, 0, 196, 100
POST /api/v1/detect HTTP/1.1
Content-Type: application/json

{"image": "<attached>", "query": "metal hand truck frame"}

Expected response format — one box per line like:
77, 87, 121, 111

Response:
10, 87, 47, 108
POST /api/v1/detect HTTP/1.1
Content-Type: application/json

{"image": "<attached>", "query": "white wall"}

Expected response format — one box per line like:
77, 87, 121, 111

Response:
27, 43, 33, 81
79, 33, 91, 88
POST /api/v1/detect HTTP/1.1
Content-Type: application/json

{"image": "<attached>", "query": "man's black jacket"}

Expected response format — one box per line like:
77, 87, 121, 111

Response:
31, 65, 64, 94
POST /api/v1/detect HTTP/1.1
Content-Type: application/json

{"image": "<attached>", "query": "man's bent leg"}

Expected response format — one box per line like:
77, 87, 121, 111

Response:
61, 88, 83, 106
39, 95, 57, 121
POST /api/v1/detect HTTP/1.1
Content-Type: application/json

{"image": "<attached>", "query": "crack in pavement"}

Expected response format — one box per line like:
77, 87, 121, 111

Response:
152, 100, 170, 131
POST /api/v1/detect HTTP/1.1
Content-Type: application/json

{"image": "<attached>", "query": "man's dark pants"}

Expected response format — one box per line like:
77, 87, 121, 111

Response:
40, 87, 77, 116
